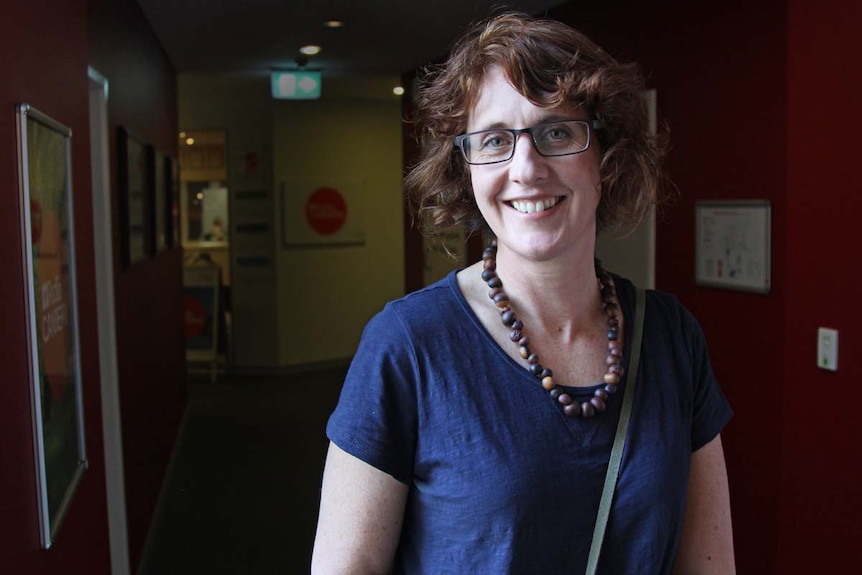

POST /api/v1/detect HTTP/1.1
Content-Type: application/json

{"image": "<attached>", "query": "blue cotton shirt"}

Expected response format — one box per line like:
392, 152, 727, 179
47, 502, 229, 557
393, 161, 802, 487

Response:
327, 271, 732, 574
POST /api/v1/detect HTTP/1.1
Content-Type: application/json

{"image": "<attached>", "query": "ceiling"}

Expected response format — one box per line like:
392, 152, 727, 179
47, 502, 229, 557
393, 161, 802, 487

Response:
137, 0, 567, 78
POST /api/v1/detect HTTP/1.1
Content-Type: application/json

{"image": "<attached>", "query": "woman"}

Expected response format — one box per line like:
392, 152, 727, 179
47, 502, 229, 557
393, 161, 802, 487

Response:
312, 12, 734, 574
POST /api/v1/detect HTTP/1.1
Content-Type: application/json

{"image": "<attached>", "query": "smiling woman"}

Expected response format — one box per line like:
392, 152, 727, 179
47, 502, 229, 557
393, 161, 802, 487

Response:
313, 11, 735, 575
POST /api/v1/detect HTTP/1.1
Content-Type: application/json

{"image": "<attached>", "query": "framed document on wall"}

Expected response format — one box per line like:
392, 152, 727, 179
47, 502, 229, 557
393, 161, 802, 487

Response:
17, 104, 88, 548
695, 200, 771, 294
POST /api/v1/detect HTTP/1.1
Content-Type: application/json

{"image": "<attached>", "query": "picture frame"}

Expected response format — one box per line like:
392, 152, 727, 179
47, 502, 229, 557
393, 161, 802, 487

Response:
117, 127, 151, 268
153, 150, 169, 252
16, 104, 88, 549
695, 200, 771, 294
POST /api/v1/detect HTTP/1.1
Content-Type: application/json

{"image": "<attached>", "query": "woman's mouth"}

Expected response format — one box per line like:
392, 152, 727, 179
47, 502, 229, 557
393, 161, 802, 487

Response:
508, 196, 563, 214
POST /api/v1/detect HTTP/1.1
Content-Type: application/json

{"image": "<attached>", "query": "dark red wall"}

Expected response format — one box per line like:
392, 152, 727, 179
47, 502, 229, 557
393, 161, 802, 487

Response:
0, 0, 112, 571
88, 0, 186, 569
0, 0, 185, 572
778, 0, 862, 571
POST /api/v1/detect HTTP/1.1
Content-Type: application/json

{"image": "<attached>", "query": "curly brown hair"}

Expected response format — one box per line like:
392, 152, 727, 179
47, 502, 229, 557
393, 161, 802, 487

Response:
404, 12, 670, 238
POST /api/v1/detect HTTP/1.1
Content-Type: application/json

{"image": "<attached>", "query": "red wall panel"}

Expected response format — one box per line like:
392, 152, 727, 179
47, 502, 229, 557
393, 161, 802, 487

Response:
0, 0, 185, 572
0, 0, 112, 571
779, 0, 862, 571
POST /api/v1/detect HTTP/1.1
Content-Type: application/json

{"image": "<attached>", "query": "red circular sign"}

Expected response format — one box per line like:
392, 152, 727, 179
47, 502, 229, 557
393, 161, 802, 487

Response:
305, 187, 347, 235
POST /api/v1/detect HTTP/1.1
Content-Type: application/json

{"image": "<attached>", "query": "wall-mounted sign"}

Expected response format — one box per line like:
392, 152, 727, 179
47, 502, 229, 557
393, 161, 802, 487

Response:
271, 71, 322, 100
281, 179, 365, 247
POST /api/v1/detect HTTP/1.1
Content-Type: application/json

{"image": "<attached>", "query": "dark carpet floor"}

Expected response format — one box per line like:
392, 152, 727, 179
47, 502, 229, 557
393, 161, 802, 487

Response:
139, 365, 347, 574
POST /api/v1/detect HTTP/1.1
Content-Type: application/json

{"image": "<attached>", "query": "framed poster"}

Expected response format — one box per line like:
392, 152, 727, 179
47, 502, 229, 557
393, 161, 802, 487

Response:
695, 200, 771, 294
167, 156, 180, 248
117, 127, 151, 267
16, 104, 88, 548
153, 149, 168, 252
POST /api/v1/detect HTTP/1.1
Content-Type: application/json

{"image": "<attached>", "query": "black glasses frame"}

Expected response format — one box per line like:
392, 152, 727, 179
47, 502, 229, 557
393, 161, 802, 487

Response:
453, 119, 601, 165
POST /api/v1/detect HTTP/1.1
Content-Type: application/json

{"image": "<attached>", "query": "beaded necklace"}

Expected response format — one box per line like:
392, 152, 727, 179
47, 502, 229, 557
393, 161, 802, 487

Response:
481, 241, 624, 418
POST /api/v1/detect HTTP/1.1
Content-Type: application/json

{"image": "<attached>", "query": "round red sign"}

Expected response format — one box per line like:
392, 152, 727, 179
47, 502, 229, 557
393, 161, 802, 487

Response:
305, 187, 347, 235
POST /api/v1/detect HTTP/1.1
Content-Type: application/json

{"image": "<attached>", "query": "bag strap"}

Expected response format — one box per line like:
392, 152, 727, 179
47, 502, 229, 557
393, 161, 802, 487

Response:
585, 286, 646, 575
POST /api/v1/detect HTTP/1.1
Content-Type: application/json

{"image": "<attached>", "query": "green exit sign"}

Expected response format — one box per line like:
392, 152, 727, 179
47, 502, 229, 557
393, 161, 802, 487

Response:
271, 71, 322, 99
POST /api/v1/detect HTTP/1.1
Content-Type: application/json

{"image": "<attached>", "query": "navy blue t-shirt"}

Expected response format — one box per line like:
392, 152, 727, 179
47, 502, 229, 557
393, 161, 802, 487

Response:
327, 271, 732, 574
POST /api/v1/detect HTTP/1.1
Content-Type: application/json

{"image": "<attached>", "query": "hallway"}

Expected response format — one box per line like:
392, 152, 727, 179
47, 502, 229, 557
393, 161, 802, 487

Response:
139, 365, 347, 574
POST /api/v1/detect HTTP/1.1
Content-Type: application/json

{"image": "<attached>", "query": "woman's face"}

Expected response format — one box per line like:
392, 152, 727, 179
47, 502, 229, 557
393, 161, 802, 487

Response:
467, 67, 602, 264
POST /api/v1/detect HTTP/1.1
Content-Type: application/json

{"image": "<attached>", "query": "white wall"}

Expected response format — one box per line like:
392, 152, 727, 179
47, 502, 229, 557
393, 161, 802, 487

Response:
179, 72, 278, 368
272, 77, 405, 365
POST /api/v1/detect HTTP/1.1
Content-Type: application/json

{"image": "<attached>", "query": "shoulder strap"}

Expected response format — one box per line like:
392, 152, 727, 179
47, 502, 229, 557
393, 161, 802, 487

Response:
585, 286, 646, 575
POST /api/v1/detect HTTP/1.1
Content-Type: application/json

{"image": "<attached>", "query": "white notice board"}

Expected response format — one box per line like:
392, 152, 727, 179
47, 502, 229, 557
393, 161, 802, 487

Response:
695, 200, 771, 294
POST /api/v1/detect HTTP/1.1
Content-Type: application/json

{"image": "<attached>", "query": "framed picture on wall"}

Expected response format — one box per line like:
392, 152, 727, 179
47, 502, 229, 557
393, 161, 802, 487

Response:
168, 156, 180, 248
695, 200, 771, 294
153, 150, 169, 252
117, 127, 151, 268
16, 103, 88, 549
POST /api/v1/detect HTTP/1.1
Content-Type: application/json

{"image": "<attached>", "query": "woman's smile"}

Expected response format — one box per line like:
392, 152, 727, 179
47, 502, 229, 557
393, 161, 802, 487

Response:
508, 196, 564, 214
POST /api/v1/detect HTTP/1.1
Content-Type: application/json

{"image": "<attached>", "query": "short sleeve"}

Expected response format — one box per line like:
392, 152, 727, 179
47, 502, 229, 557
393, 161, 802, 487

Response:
326, 305, 418, 484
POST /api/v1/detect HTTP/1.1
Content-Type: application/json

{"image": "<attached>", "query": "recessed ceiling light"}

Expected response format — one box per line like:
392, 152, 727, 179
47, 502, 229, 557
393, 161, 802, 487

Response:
300, 45, 322, 56
393, 86, 405, 96
323, 20, 344, 28
185, 137, 195, 146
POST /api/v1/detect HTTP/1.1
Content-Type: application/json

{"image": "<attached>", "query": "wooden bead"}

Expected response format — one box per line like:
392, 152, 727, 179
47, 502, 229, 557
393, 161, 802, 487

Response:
541, 376, 555, 390
590, 397, 607, 412
564, 403, 580, 417
558, 393, 572, 405
581, 402, 596, 418
603, 372, 619, 385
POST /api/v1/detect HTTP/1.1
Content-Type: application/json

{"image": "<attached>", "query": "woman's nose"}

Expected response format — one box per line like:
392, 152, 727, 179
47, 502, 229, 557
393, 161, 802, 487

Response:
508, 133, 547, 184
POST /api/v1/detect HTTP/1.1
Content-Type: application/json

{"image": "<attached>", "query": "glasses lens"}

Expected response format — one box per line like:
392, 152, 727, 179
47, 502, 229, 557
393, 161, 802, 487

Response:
463, 130, 515, 164
533, 121, 590, 156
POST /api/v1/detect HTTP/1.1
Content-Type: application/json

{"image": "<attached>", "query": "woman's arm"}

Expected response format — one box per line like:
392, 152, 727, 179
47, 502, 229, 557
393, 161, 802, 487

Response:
311, 442, 409, 575
673, 434, 736, 574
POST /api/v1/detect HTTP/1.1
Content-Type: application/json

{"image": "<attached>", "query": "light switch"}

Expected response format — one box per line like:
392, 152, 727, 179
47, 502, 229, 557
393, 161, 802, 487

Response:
817, 327, 838, 372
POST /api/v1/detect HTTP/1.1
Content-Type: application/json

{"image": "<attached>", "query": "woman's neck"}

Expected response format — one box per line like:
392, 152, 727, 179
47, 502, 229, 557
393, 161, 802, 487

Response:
491, 242, 603, 339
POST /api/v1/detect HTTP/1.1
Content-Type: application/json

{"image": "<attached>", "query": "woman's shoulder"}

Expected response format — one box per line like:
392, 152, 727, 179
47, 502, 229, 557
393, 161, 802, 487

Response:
612, 274, 703, 341
364, 270, 465, 335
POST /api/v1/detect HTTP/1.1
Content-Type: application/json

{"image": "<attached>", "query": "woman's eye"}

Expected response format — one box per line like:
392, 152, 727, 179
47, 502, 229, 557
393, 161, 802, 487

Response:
480, 133, 510, 149
544, 126, 572, 141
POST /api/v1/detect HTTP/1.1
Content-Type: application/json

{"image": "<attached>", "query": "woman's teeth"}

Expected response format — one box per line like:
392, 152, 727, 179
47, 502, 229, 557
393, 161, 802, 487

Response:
510, 197, 559, 214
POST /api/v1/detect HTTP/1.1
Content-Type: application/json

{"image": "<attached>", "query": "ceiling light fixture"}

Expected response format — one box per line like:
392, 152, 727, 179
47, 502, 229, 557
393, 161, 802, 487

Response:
300, 45, 322, 56
393, 86, 405, 96
323, 19, 344, 28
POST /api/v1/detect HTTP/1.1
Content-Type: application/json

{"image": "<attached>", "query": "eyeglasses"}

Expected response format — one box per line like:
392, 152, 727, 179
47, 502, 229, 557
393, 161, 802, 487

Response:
454, 119, 600, 165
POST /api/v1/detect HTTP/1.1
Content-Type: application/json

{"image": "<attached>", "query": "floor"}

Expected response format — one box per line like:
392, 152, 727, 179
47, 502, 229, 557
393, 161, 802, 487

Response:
139, 365, 347, 574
